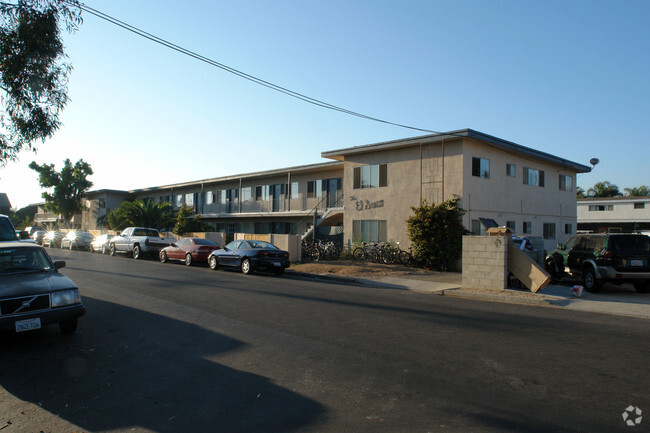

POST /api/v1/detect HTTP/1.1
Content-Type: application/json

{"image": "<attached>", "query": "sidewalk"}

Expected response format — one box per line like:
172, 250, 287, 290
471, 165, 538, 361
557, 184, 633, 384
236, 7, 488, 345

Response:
285, 269, 650, 320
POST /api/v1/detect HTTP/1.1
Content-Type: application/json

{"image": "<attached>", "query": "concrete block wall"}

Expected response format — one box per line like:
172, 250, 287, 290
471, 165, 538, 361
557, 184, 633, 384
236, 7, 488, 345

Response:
462, 235, 508, 290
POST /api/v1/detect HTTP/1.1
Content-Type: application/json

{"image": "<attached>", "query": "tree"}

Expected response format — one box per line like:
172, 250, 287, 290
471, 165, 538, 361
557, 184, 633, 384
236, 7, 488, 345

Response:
576, 186, 585, 199
587, 181, 621, 198
406, 196, 468, 271
624, 185, 650, 197
29, 158, 92, 226
106, 199, 175, 231
173, 204, 205, 236
0, 0, 81, 165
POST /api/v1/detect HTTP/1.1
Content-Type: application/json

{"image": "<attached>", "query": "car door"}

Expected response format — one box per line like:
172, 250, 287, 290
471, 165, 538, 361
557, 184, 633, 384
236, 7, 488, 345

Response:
220, 240, 243, 267
169, 238, 186, 260
114, 228, 131, 252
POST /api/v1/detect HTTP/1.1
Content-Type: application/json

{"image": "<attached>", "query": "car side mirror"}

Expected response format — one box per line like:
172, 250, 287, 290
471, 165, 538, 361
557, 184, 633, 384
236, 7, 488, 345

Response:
54, 260, 66, 270
556, 243, 563, 250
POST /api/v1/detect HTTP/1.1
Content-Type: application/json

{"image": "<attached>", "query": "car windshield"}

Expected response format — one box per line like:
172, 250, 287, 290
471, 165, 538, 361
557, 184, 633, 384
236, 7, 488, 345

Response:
0, 247, 54, 274
0, 218, 17, 241
608, 235, 650, 254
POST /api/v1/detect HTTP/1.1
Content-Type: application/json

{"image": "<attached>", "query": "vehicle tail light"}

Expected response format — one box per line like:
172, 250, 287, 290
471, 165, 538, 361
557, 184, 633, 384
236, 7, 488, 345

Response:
603, 250, 614, 260
258, 251, 269, 256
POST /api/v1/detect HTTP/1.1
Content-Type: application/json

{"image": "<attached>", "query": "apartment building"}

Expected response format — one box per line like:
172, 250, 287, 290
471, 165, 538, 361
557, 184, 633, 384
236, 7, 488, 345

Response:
81, 129, 589, 252
577, 196, 650, 234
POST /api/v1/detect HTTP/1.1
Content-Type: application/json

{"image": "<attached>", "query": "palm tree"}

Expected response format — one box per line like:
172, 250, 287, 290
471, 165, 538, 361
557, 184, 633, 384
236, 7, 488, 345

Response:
624, 185, 650, 197
587, 181, 622, 198
107, 199, 176, 231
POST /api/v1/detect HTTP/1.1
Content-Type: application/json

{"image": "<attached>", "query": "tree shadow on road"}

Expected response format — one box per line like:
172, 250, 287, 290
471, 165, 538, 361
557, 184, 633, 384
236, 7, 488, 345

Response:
0, 296, 324, 432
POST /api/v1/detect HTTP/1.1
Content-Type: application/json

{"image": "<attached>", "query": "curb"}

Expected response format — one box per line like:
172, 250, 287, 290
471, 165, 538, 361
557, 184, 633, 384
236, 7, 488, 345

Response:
439, 288, 560, 307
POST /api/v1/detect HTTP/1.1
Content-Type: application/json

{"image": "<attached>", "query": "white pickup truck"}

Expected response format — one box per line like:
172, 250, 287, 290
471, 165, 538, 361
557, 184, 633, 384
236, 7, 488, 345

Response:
109, 227, 173, 259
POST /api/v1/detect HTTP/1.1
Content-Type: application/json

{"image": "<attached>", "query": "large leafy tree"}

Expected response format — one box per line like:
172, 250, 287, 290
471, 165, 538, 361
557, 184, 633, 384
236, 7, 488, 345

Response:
587, 181, 621, 198
29, 157, 92, 226
106, 199, 175, 231
624, 185, 650, 197
0, 0, 81, 165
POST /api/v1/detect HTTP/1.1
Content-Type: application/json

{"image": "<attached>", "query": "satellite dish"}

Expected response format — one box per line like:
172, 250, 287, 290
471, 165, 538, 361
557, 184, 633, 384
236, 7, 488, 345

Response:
590, 158, 600, 166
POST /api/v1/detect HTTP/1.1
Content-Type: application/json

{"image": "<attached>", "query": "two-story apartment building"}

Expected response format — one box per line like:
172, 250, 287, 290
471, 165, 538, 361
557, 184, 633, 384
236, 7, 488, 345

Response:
322, 129, 590, 252
82, 129, 589, 253
577, 196, 650, 234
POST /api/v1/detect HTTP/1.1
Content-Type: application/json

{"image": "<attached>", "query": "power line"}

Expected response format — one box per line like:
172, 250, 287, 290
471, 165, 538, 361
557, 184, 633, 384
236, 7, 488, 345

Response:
67, 1, 454, 136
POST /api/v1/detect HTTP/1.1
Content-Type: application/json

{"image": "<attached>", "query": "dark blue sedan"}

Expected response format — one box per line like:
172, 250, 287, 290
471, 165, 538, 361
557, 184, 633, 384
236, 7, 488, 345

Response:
208, 240, 290, 275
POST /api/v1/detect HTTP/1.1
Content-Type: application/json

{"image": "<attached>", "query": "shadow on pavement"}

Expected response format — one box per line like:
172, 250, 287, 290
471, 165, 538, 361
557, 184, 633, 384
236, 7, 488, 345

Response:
0, 297, 324, 433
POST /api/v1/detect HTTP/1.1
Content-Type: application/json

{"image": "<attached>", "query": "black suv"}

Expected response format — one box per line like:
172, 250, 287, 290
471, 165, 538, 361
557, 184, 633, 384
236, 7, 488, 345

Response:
545, 233, 650, 293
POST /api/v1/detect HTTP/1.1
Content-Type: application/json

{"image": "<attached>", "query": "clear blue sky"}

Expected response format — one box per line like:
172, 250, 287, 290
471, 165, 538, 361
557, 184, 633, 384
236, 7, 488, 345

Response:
2, 0, 649, 210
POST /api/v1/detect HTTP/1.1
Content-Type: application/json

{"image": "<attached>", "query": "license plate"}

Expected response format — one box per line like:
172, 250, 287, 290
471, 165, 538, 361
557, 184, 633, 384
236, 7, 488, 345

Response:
15, 317, 41, 332
274, 262, 281, 267
630, 259, 644, 266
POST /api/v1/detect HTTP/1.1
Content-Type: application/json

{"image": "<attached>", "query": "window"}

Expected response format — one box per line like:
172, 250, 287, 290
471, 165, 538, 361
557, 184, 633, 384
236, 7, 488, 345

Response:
634, 202, 645, 209
588, 204, 614, 211
185, 193, 194, 206
174, 194, 183, 208
543, 223, 556, 240
506, 164, 516, 177
352, 220, 387, 243
353, 164, 387, 189
472, 157, 490, 179
523, 167, 545, 187
565, 223, 572, 234
241, 187, 252, 202
290, 182, 299, 200
506, 221, 516, 232
559, 175, 573, 192
255, 185, 270, 201
307, 180, 323, 198
205, 191, 214, 205
524, 168, 544, 187
523, 221, 532, 234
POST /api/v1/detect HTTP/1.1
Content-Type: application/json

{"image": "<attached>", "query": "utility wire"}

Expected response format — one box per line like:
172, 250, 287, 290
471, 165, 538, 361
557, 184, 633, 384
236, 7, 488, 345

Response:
67, 1, 456, 136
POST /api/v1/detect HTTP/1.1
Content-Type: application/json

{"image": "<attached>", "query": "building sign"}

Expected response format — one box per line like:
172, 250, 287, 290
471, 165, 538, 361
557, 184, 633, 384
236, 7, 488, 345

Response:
355, 199, 384, 211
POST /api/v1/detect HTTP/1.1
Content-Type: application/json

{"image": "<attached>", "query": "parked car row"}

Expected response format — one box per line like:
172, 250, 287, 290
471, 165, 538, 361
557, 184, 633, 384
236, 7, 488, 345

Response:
36, 227, 291, 276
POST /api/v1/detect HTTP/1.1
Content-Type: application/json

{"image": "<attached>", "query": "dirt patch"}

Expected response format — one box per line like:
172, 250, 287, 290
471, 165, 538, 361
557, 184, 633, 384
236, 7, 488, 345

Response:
288, 260, 447, 279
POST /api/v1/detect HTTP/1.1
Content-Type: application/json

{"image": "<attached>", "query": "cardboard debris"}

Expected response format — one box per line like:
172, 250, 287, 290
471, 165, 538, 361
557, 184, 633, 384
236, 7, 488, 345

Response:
507, 241, 550, 293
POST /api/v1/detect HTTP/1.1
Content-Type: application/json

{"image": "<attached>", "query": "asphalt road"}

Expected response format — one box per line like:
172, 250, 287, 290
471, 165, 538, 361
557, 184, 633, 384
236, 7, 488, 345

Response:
2, 248, 649, 433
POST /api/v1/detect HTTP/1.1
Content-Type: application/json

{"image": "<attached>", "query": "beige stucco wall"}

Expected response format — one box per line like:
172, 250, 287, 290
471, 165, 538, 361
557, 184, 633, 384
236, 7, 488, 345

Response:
340, 136, 580, 252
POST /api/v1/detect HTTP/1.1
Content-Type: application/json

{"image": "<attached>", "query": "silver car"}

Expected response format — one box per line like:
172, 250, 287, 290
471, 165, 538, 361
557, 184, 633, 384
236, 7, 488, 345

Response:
90, 234, 115, 254
43, 231, 65, 248
61, 231, 95, 251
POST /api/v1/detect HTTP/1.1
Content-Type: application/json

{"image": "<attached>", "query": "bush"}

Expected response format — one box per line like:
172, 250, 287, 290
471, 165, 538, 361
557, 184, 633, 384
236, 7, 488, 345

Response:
406, 196, 467, 271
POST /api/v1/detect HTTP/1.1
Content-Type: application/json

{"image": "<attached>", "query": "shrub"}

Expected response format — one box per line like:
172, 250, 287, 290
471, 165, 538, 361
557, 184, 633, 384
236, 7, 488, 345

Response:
406, 196, 467, 271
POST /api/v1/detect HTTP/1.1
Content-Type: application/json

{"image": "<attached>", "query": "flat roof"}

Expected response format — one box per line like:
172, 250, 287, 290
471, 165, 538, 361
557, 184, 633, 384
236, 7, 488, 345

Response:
321, 128, 592, 173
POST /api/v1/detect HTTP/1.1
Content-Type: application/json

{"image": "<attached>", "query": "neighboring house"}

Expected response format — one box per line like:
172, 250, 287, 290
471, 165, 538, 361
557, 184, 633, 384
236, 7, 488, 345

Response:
577, 196, 650, 234
321, 129, 590, 253
0, 193, 11, 215
32, 202, 84, 229
78, 129, 589, 253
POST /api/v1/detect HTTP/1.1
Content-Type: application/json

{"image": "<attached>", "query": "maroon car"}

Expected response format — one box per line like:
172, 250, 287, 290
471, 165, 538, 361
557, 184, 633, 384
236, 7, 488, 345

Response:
159, 237, 220, 266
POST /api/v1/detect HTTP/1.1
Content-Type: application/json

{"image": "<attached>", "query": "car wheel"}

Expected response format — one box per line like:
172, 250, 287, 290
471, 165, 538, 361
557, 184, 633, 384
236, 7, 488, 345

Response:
160, 251, 168, 263
209, 255, 219, 270
109, 244, 116, 256
583, 268, 601, 293
241, 258, 252, 274
633, 281, 650, 293
133, 245, 141, 259
185, 253, 193, 266
59, 318, 78, 335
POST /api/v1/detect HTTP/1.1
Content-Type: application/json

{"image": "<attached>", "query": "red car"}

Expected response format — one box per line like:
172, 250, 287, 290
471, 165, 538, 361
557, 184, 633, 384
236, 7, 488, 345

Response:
159, 237, 220, 266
